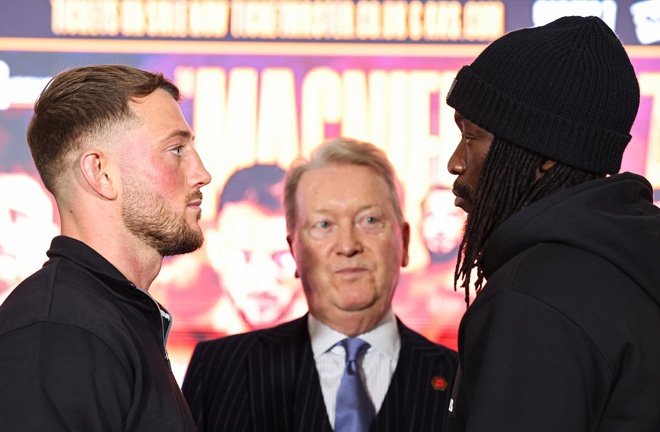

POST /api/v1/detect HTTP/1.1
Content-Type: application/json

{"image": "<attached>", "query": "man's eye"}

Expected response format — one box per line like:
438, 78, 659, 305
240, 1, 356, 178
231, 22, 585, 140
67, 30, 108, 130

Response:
170, 146, 183, 155
360, 215, 383, 230
309, 220, 334, 238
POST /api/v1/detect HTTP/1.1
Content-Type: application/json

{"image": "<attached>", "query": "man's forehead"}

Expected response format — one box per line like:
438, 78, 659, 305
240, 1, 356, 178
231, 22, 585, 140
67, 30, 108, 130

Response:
454, 111, 475, 128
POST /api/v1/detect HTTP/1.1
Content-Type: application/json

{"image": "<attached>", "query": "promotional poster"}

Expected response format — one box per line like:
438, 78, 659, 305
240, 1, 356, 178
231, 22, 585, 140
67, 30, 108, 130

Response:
1, 0, 659, 383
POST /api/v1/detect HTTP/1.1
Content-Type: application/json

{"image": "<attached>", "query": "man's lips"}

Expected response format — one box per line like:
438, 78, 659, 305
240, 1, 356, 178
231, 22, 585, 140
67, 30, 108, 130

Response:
335, 267, 368, 275
188, 199, 202, 209
452, 187, 471, 212
451, 187, 463, 198
187, 190, 204, 209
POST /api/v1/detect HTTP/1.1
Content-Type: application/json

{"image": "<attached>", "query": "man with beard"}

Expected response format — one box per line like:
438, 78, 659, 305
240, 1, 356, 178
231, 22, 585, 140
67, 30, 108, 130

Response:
444, 16, 660, 431
0, 65, 211, 430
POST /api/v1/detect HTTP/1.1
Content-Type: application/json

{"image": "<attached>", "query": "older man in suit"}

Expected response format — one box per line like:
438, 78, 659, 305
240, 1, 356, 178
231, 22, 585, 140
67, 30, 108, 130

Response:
182, 137, 458, 432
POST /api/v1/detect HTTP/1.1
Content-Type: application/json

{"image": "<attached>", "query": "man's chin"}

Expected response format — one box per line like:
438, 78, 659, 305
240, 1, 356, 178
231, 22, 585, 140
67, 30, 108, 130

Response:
160, 234, 204, 256
454, 196, 471, 213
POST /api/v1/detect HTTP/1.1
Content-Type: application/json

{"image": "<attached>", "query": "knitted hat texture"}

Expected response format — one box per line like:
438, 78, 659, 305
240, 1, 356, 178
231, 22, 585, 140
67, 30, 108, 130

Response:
446, 16, 640, 175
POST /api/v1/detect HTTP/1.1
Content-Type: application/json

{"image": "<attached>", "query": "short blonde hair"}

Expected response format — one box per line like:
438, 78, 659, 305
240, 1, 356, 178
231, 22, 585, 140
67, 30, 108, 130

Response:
27, 64, 179, 195
284, 137, 404, 234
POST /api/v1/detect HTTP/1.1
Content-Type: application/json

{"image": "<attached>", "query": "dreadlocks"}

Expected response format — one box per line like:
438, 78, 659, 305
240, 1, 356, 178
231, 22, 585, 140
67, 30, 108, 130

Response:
454, 136, 602, 305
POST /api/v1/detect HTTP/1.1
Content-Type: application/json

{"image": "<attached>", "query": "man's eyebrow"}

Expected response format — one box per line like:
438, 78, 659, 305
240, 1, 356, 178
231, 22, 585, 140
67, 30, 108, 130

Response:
454, 113, 464, 127
162, 129, 193, 142
357, 204, 381, 212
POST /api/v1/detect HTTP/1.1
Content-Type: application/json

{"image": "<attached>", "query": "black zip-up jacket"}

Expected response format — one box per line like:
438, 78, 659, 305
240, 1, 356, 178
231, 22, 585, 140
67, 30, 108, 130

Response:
447, 173, 660, 431
0, 236, 195, 431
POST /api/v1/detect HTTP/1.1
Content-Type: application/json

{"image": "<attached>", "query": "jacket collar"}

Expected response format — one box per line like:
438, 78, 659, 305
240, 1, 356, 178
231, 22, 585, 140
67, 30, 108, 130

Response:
45, 235, 156, 307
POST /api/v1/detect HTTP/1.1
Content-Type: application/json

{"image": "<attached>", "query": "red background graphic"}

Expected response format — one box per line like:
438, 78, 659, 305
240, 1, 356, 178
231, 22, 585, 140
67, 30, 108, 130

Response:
1, 0, 659, 384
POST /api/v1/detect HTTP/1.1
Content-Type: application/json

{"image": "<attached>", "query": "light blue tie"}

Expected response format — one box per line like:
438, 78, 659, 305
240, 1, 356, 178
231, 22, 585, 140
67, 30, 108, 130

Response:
335, 337, 374, 432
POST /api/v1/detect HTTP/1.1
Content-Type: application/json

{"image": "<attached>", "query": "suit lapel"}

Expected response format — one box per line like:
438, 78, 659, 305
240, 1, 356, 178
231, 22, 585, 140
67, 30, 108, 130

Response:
245, 317, 455, 432
292, 331, 333, 432
371, 321, 455, 432
247, 315, 332, 432
247, 317, 304, 432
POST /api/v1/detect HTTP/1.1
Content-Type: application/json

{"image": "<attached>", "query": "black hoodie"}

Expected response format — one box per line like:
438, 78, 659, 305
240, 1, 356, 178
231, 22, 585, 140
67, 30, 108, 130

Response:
447, 173, 660, 432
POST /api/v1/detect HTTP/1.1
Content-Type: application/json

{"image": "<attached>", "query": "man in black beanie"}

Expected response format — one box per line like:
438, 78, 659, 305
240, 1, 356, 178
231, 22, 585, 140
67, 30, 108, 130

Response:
444, 15, 660, 431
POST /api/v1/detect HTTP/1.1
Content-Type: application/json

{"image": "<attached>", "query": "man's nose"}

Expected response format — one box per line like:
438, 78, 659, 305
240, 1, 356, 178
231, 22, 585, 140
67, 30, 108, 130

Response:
334, 224, 363, 257
448, 142, 466, 176
189, 148, 212, 188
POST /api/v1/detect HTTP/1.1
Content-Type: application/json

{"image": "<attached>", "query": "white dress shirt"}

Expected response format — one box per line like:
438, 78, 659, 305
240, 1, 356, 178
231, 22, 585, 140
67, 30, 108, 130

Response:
308, 309, 401, 428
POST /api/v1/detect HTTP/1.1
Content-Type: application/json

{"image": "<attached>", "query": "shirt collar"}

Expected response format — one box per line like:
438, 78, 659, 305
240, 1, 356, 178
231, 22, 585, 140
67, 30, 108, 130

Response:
308, 309, 400, 362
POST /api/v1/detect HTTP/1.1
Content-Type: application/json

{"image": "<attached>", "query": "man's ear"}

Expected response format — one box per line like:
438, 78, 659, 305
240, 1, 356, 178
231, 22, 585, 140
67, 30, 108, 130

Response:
401, 222, 411, 267
286, 234, 293, 255
80, 149, 117, 200
286, 234, 300, 279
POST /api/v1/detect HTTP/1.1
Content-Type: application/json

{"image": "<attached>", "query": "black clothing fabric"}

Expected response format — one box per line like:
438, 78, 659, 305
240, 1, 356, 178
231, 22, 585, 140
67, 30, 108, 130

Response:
0, 236, 195, 431
446, 173, 660, 431
446, 16, 639, 175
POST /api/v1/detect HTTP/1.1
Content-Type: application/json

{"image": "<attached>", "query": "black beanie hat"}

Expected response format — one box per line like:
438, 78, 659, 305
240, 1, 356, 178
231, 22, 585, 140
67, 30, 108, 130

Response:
446, 16, 640, 175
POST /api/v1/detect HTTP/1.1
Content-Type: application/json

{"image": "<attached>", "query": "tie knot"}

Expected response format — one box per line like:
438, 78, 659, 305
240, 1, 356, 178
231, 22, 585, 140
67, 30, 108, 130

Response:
340, 337, 370, 362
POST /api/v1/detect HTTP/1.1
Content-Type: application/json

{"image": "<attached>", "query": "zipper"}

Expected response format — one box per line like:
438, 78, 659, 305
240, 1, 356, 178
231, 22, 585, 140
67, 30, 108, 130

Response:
132, 283, 173, 371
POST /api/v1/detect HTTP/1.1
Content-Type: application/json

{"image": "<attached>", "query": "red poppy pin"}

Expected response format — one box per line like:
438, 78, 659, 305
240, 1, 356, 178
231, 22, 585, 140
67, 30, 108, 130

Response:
431, 376, 448, 391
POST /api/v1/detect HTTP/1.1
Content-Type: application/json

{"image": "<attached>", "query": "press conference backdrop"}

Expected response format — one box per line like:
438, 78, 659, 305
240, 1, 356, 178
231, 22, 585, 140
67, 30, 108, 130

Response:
1, 0, 659, 384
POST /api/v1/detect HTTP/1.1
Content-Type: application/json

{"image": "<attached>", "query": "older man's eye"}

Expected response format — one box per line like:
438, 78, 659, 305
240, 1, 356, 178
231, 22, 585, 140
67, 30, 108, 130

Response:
312, 220, 332, 230
359, 215, 384, 231
309, 220, 334, 239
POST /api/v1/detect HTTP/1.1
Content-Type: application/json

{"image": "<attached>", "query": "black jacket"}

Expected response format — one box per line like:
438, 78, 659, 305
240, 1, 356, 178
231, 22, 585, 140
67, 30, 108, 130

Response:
447, 173, 660, 431
0, 236, 195, 431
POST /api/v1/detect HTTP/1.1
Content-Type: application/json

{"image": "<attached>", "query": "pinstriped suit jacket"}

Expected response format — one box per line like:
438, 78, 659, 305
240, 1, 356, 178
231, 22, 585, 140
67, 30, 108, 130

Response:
182, 314, 458, 432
